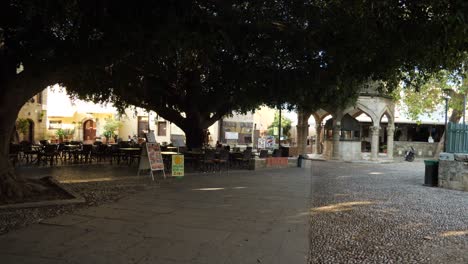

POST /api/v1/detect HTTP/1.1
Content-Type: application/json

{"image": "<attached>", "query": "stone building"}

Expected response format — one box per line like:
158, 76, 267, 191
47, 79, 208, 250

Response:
16, 89, 48, 143
296, 82, 396, 161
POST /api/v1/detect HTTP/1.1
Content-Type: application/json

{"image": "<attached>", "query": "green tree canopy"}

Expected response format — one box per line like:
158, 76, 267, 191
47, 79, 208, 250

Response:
67, 1, 468, 148
398, 66, 468, 123
268, 112, 293, 139
103, 118, 121, 139
1, 1, 467, 199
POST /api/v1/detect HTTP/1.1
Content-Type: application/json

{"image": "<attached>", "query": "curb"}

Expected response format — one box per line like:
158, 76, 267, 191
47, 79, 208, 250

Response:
0, 177, 86, 210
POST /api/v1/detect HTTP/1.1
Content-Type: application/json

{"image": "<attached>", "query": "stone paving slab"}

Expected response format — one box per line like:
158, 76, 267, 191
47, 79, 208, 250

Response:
0, 168, 311, 264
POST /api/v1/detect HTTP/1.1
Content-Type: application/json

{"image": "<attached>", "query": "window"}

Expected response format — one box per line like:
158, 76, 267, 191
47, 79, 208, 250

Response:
137, 116, 149, 138
157, 121, 167, 136
37, 92, 43, 104
49, 120, 62, 129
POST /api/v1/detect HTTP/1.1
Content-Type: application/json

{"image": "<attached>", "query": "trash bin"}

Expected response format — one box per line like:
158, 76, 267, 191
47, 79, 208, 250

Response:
297, 155, 303, 167
280, 146, 289, 157
424, 160, 439, 187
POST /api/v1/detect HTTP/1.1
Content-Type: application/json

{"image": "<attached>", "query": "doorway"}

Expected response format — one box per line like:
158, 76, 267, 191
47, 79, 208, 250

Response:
24, 119, 34, 143
83, 119, 96, 141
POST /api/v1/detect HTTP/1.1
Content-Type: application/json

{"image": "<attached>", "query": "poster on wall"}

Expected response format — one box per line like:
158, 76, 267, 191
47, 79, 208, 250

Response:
145, 131, 156, 143
265, 136, 275, 148
225, 132, 239, 140
258, 137, 266, 149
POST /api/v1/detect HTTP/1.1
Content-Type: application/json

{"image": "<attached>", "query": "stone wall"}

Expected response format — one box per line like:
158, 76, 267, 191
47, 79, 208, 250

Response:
438, 158, 468, 192
394, 141, 438, 158
339, 141, 361, 161
323, 140, 333, 159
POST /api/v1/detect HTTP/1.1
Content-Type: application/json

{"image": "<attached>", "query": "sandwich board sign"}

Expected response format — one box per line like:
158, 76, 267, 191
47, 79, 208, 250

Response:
171, 154, 184, 177
145, 131, 156, 143
138, 142, 165, 181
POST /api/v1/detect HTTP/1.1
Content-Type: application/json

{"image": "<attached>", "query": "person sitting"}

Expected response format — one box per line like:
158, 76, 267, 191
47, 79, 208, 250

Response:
216, 141, 223, 149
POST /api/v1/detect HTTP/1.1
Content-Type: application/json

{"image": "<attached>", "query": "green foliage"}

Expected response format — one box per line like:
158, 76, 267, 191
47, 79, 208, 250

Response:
15, 119, 29, 136
268, 112, 292, 138
103, 118, 120, 138
400, 67, 468, 122
63, 129, 74, 137
2, 1, 467, 149
55, 128, 65, 138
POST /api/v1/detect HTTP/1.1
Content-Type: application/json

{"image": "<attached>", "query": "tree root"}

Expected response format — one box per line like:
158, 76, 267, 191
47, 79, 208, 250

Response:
0, 167, 49, 201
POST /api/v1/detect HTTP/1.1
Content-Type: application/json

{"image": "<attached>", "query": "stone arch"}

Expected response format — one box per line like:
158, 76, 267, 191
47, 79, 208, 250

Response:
342, 102, 378, 125
311, 109, 333, 154
378, 106, 394, 122
378, 107, 395, 158
311, 109, 331, 125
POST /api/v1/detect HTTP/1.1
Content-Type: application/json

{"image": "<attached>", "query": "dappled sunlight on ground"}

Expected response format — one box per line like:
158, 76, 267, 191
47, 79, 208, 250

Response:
440, 230, 468, 237
311, 201, 376, 213
369, 171, 384, 175
288, 201, 377, 220
60, 177, 115, 183
336, 175, 352, 179
191, 186, 247, 191
192, 187, 225, 191
334, 193, 350, 197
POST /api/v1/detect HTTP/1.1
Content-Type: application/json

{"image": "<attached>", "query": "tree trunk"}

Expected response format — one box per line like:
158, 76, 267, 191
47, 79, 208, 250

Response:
0, 105, 33, 200
0, 78, 48, 200
179, 111, 210, 149
183, 126, 206, 149
296, 109, 311, 156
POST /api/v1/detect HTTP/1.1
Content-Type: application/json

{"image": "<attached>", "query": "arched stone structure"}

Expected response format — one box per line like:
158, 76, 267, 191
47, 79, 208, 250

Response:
305, 85, 395, 161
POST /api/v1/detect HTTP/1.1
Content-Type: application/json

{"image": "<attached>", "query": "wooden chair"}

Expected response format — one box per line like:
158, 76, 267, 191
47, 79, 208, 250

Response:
77, 144, 93, 163
92, 144, 109, 162
200, 149, 216, 172
8, 144, 21, 166
259, 149, 269, 158
110, 145, 124, 164
235, 149, 252, 169
214, 149, 230, 174
38, 144, 59, 166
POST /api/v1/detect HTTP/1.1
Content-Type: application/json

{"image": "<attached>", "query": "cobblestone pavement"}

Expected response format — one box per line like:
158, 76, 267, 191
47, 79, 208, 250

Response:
0, 168, 311, 264
308, 160, 468, 264
1, 161, 467, 263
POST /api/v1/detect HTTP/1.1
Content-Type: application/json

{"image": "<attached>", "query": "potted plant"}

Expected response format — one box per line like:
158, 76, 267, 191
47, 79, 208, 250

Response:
103, 118, 121, 143
16, 118, 29, 141
55, 128, 66, 143
381, 144, 387, 153
63, 128, 75, 141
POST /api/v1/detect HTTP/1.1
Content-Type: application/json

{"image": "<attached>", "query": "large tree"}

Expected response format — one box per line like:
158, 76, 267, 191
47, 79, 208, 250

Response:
0, 1, 169, 199
70, 1, 468, 148
1, 1, 467, 199
0, 1, 85, 199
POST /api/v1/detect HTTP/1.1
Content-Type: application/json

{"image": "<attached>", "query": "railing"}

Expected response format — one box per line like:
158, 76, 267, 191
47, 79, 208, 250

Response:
446, 122, 468, 153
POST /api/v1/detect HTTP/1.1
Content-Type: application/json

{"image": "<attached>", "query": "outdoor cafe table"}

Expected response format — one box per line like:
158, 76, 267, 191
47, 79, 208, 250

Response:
119, 148, 141, 151
119, 147, 141, 164
64, 144, 80, 149
62, 144, 81, 161
161, 151, 179, 155
160, 151, 180, 171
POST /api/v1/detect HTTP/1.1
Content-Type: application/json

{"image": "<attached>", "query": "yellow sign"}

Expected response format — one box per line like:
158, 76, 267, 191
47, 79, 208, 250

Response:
172, 155, 184, 177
